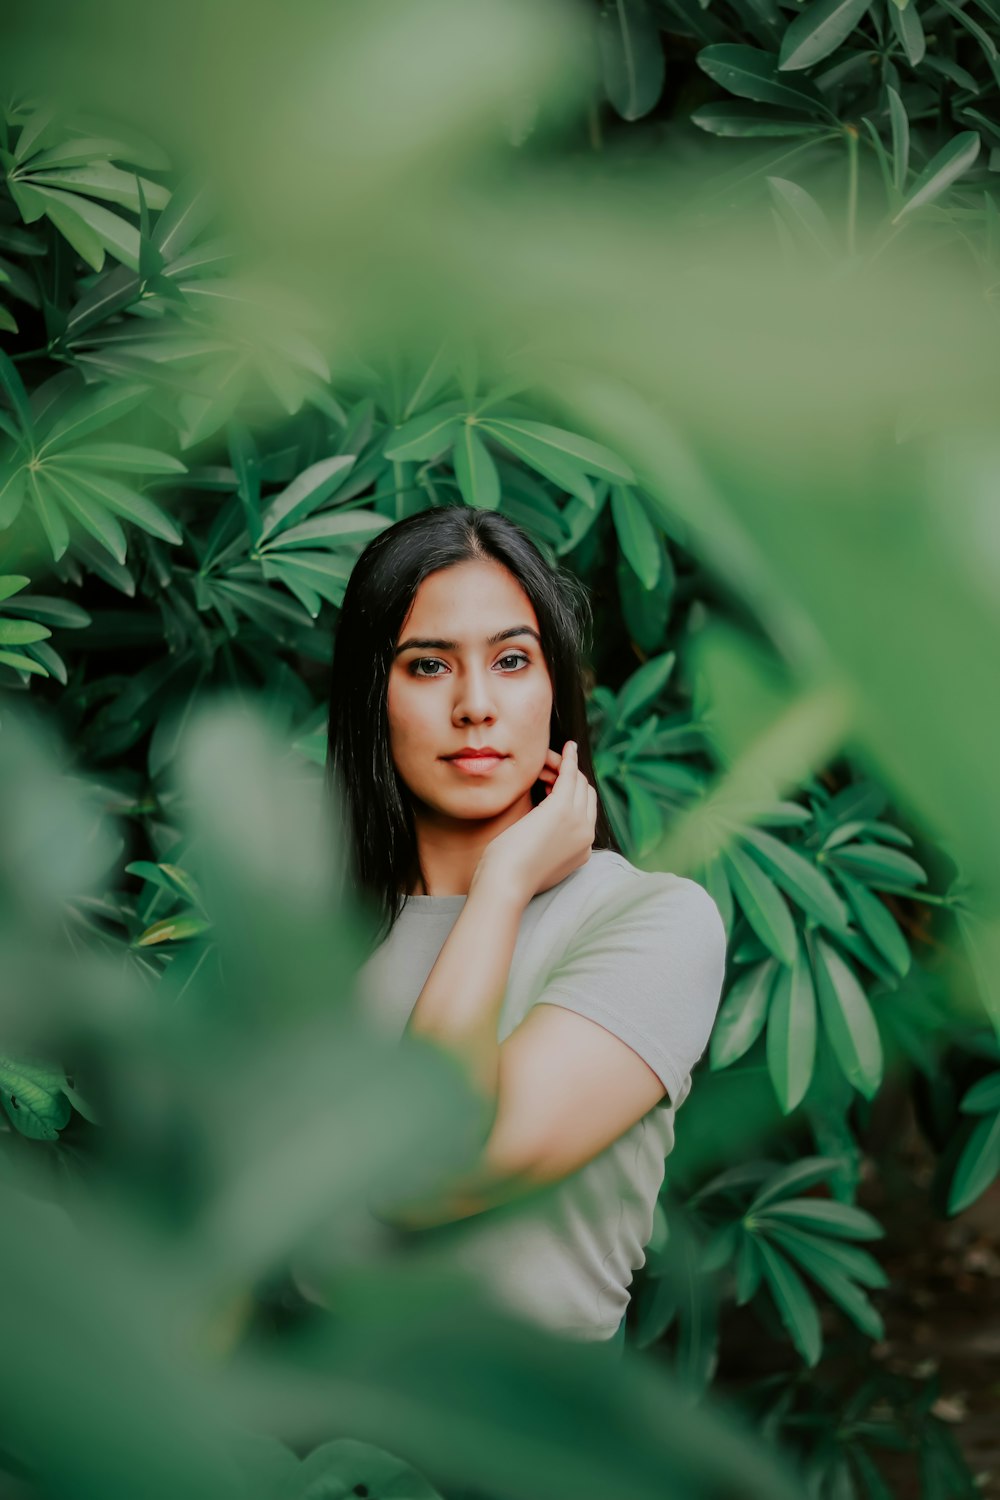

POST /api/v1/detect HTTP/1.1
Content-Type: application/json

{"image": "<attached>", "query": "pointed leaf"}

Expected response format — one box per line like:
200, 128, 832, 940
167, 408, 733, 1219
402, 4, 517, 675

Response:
56, 442, 186, 475
724, 844, 798, 965
778, 0, 874, 71
454, 424, 501, 509
692, 103, 825, 136
610, 486, 661, 588
959, 1071, 1000, 1115
766, 1226, 885, 1339
258, 456, 357, 542
758, 1198, 884, 1239
482, 419, 634, 483
262, 510, 389, 552
756, 1237, 822, 1365
823, 841, 926, 888
615, 651, 675, 724
598, 0, 666, 121
0, 620, 52, 646
0, 575, 30, 603
834, 868, 910, 978
887, 85, 909, 194
383, 401, 467, 461
29, 472, 69, 561
64, 469, 183, 545
39, 381, 148, 453
809, 934, 883, 1098
742, 825, 849, 931
696, 45, 826, 112
766, 939, 817, 1112
0, 349, 34, 436
892, 133, 981, 223
948, 1112, 1000, 1214
711, 957, 778, 1068
750, 1156, 844, 1209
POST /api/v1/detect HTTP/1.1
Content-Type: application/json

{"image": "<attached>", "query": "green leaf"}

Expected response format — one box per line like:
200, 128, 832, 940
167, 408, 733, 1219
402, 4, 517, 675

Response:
43, 468, 128, 564
65, 469, 183, 546
0, 619, 52, 646
0, 574, 30, 603
887, 0, 925, 64
0, 349, 34, 436
823, 841, 926, 888
724, 844, 798, 965
692, 102, 825, 136
696, 45, 827, 112
126, 860, 205, 910
33, 188, 106, 270
767, 176, 838, 256
763, 1222, 887, 1287
0, 648, 49, 676
778, 0, 874, 71
598, 0, 666, 121
610, 486, 661, 588
135, 914, 213, 946
742, 826, 849, 932
0, 1055, 72, 1141
624, 777, 664, 857
4, 593, 90, 627
711, 957, 778, 1069
892, 133, 981, 223
887, 85, 909, 195
0, 464, 27, 529
948, 1111, 1000, 1214
766, 937, 817, 1112
23, 640, 65, 683
766, 1226, 885, 1339
959, 1071, 1000, 1115
758, 1198, 884, 1239
382, 401, 467, 461
56, 442, 186, 475
614, 651, 675, 724
262, 511, 389, 552
453, 424, 501, 509
482, 417, 634, 483
258, 455, 357, 542
39, 381, 148, 453
28, 471, 69, 562
25, 162, 170, 213
834, 868, 910, 978
735, 1233, 764, 1304
750, 1156, 845, 1209
756, 1237, 822, 1365
809, 934, 883, 1098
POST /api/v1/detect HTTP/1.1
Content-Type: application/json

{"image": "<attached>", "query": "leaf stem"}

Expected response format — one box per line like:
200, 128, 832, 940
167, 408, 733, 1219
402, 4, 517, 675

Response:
845, 125, 859, 257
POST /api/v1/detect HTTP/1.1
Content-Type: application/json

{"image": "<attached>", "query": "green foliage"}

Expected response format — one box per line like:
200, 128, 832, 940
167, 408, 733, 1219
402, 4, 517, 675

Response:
1, 15, 998, 1495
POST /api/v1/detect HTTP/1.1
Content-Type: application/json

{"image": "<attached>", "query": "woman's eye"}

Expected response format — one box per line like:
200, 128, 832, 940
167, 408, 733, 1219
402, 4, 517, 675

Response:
409, 653, 528, 677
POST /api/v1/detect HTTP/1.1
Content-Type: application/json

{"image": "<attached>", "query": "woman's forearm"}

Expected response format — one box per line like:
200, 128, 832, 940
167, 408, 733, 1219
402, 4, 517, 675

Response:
403, 861, 528, 1103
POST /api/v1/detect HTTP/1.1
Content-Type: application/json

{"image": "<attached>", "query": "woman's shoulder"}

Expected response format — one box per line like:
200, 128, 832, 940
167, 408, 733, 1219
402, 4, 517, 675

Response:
549, 847, 724, 932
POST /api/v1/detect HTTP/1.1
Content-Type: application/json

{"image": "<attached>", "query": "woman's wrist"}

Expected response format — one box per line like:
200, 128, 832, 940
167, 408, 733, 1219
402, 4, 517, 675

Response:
471, 850, 533, 912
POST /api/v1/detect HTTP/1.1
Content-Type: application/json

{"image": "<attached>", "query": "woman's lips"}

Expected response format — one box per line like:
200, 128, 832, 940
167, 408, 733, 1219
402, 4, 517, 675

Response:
443, 755, 507, 775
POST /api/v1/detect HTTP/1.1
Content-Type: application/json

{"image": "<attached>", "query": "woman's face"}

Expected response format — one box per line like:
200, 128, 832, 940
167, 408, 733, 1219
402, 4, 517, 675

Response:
387, 558, 554, 822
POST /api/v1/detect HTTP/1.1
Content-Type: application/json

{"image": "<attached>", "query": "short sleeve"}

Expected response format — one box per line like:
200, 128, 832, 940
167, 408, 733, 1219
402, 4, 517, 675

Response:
535, 874, 727, 1106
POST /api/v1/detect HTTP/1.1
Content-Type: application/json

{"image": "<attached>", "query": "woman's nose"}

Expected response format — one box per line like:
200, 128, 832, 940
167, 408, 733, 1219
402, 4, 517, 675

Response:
452, 665, 496, 723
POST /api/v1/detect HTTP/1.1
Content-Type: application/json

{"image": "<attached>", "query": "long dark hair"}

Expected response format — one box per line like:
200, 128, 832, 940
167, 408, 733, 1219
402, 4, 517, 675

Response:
326, 505, 621, 948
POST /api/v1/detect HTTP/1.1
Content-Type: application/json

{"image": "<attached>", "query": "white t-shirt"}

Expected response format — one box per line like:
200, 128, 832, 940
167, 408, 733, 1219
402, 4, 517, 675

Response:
298, 848, 727, 1342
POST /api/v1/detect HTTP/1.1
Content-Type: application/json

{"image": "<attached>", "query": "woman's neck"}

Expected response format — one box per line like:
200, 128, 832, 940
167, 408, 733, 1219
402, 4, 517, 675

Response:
408, 790, 534, 896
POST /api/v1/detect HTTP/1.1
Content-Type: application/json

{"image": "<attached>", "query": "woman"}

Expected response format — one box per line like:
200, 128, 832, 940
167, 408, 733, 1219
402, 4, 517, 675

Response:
319, 504, 727, 1352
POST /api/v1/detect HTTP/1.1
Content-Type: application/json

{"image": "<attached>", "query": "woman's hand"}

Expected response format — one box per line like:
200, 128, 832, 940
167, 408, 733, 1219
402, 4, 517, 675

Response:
475, 741, 597, 905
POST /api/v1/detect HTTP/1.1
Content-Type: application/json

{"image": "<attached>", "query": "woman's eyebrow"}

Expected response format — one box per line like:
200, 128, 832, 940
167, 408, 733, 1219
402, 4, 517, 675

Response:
393, 625, 541, 656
